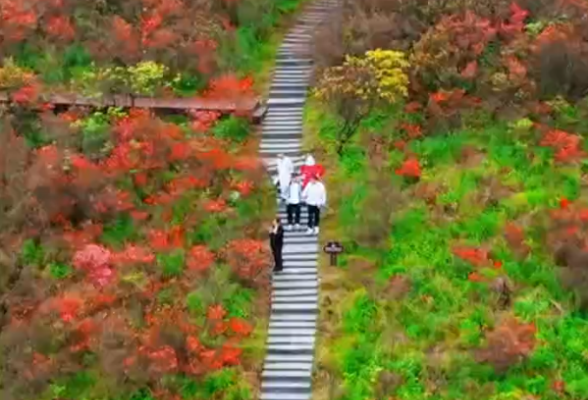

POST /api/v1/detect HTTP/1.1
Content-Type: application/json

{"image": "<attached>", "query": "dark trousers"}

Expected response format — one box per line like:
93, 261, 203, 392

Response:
307, 205, 320, 228
271, 244, 283, 271
287, 203, 301, 224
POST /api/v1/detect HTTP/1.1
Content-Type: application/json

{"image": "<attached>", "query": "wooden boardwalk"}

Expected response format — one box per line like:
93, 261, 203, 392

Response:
0, 91, 261, 114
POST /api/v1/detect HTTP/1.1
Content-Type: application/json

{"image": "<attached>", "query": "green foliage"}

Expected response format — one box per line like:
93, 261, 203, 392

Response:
20, 239, 44, 266
186, 265, 254, 319
74, 110, 112, 157
101, 214, 138, 248
49, 263, 72, 279
212, 116, 251, 143
170, 72, 207, 96
158, 250, 185, 278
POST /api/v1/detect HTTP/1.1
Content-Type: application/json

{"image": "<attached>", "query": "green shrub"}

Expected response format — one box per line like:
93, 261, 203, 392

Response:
20, 239, 44, 266
101, 214, 139, 248
49, 263, 72, 279
158, 250, 185, 278
212, 116, 251, 143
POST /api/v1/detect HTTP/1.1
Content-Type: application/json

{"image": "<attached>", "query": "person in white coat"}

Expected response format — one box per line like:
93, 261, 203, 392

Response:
275, 153, 293, 201
285, 174, 302, 231
302, 174, 327, 235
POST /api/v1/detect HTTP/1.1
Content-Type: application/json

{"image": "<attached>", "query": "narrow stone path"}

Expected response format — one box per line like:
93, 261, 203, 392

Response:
259, 1, 339, 399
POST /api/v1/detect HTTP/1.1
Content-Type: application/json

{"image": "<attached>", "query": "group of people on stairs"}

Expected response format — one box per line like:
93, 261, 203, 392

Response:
269, 153, 327, 273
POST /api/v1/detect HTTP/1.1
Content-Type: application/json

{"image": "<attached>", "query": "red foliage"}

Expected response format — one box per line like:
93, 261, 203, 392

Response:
204, 198, 227, 213
504, 56, 527, 81
148, 227, 184, 251
233, 180, 254, 196
45, 15, 75, 41
468, 272, 484, 282
400, 122, 423, 139
540, 129, 585, 163
112, 245, 156, 266
54, 296, 83, 323
404, 101, 422, 113
395, 157, 421, 178
225, 239, 268, 284
186, 245, 215, 271
228, 317, 253, 337
452, 246, 489, 267
204, 74, 255, 102
499, 3, 529, 39
207, 304, 227, 320
12, 84, 40, 104
460, 60, 478, 79
477, 317, 537, 372
146, 346, 178, 374
190, 110, 221, 132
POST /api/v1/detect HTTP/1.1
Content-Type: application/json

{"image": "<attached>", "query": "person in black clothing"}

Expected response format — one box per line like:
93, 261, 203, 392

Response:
269, 218, 284, 273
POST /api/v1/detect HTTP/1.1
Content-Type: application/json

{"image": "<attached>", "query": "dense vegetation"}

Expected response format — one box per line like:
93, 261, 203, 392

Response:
310, 0, 588, 399
0, 1, 305, 400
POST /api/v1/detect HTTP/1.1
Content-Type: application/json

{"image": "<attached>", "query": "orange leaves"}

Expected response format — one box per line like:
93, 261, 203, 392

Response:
204, 198, 227, 213
233, 180, 254, 196
226, 239, 268, 284
452, 246, 489, 267
207, 304, 227, 320
148, 227, 185, 252
11, 84, 40, 104
228, 317, 253, 337
395, 157, 421, 178
400, 123, 422, 139
147, 345, 179, 374
112, 245, 155, 266
540, 129, 585, 163
187, 245, 215, 272
204, 74, 255, 104
54, 296, 83, 323
45, 15, 75, 41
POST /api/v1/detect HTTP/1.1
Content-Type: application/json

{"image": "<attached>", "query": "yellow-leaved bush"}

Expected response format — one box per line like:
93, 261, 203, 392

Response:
314, 49, 410, 105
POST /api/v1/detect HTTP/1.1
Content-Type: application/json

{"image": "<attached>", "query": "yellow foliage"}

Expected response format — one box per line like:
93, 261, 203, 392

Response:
0, 58, 35, 89
314, 49, 410, 105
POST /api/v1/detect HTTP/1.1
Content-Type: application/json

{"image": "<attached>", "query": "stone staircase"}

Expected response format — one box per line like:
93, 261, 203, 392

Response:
259, 1, 340, 399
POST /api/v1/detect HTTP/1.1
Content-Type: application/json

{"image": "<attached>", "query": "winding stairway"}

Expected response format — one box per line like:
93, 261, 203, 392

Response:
259, 1, 339, 399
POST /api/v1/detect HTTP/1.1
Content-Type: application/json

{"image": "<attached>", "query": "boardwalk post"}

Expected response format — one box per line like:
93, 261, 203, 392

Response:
323, 241, 344, 266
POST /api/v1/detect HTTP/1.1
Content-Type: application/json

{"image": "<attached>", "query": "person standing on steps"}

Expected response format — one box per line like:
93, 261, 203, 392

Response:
285, 174, 302, 231
302, 174, 327, 235
269, 218, 284, 273
275, 153, 293, 202
300, 154, 325, 188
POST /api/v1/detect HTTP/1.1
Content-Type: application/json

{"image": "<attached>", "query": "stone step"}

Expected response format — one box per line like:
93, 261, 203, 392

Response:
272, 288, 318, 297
272, 296, 318, 304
260, 391, 311, 400
268, 320, 316, 329
262, 370, 311, 379
272, 303, 319, 312
277, 268, 318, 275
270, 313, 317, 321
266, 343, 314, 352
264, 361, 313, 370
262, 379, 312, 388
273, 274, 318, 281
268, 328, 317, 336
272, 279, 318, 289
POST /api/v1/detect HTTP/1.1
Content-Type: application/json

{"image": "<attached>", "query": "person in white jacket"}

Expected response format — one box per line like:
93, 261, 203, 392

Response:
302, 174, 327, 235
275, 153, 293, 202
285, 174, 302, 231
